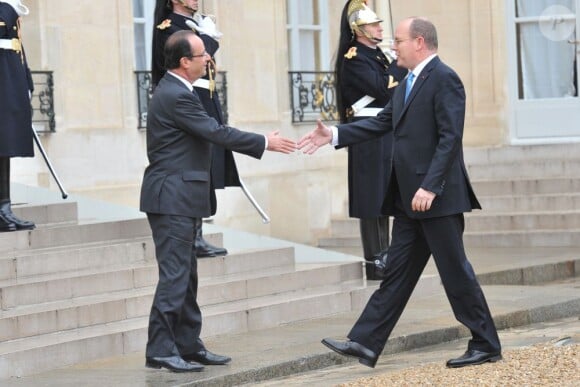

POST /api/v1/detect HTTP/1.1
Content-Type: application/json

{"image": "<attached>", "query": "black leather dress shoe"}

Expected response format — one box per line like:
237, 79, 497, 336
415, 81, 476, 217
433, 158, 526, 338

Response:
145, 356, 204, 372
321, 338, 378, 368
446, 349, 502, 368
195, 238, 228, 258
182, 349, 231, 365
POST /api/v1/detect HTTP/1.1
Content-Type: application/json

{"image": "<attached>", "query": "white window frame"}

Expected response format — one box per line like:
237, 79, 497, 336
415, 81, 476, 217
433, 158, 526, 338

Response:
286, 0, 330, 71
133, 0, 156, 70
506, 0, 580, 143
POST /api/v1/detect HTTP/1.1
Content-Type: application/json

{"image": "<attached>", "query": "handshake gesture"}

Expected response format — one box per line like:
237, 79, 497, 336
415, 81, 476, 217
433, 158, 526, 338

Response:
266, 119, 332, 155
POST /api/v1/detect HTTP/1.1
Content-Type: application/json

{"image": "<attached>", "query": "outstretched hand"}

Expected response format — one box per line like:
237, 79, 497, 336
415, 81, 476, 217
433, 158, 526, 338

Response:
297, 119, 332, 154
266, 131, 297, 154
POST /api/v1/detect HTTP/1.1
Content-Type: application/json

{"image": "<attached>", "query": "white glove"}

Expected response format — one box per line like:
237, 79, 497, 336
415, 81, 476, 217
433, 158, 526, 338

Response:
191, 13, 223, 40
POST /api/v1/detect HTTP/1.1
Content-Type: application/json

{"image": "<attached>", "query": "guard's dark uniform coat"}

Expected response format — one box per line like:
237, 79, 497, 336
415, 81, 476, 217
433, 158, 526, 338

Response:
0, 3, 33, 157
152, 13, 239, 215
339, 41, 406, 218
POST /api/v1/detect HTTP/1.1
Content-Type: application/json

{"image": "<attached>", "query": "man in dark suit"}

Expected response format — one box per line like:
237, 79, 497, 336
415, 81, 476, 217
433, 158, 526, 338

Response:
152, 0, 239, 258
298, 17, 501, 369
140, 30, 295, 372
0, 0, 36, 232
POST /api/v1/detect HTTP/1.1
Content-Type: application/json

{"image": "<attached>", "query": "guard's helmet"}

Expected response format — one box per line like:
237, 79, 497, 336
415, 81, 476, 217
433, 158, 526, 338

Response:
347, 0, 382, 33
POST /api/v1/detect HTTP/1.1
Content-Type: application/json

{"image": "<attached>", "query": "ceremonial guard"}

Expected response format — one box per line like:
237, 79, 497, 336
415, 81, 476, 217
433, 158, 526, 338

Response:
152, 0, 236, 257
0, 0, 35, 231
335, 0, 407, 279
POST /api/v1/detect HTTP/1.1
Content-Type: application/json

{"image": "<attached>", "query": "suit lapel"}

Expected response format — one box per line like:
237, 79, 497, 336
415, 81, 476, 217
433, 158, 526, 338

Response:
394, 56, 440, 128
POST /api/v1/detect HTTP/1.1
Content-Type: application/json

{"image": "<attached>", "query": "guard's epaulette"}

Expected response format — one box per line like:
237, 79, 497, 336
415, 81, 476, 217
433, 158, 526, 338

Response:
156, 19, 171, 30
344, 47, 357, 59
387, 75, 398, 89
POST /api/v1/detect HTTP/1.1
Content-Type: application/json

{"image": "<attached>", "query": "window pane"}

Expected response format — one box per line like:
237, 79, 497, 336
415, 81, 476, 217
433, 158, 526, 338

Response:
133, 0, 144, 18
134, 24, 147, 70
298, 0, 314, 24
517, 22, 577, 99
517, 0, 575, 18
299, 30, 321, 71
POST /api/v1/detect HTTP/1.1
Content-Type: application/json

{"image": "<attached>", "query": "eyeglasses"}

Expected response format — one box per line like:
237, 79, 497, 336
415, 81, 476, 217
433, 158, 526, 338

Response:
188, 50, 209, 58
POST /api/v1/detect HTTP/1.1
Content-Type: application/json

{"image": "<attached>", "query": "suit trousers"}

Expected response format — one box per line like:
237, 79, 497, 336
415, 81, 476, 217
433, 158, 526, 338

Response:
348, 211, 501, 356
145, 213, 205, 358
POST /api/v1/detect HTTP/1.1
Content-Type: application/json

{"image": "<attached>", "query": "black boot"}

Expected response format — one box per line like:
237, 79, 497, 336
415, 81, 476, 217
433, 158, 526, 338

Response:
194, 220, 227, 258
360, 217, 389, 280
0, 200, 16, 231
0, 157, 35, 231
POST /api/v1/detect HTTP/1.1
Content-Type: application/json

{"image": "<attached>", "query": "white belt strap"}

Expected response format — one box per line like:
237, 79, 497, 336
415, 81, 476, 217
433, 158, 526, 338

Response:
192, 78, 210, 90
0, 38, 21, 51
354, 107, 383, 117
350, 95, 376, 114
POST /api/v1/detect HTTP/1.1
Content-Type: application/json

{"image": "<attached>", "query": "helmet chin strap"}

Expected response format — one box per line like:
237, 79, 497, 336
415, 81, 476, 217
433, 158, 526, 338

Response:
354, 25, 382, 45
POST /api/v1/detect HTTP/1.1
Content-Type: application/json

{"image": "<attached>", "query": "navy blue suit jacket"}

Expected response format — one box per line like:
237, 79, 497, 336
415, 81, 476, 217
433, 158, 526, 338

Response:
336, 56, 480, 219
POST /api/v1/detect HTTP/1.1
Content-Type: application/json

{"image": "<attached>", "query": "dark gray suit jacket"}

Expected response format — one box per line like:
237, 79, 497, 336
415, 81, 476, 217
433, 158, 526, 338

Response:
336, 56, 480, 219
140, 73, 265, 218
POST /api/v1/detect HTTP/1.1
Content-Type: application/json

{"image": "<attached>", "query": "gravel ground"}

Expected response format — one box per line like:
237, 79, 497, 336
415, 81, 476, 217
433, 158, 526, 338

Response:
340, 340, 579, 387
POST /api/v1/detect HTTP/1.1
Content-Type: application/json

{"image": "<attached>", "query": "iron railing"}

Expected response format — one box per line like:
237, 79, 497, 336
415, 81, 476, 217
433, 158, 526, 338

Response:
289, 71, 338, 123
135, 71, 229, 129
31, 71, 55, 133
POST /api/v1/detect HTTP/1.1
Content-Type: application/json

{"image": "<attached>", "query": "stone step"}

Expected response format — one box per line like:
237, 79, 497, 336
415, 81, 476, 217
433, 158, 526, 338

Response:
0, 247, 295, 310
0, 278, 369, 379
0, 237, 154, 281
318, 236, 361, 249
0, 218, 153, 253
471, 177, 580, 196
463, 229, 580, 248
320, 227, 580, 248
465, 210, 580, 231
11, 201, 78, 226
478, 193, 580, 212
329, 210, 580, 236
0, 260, 359, 342
464, 143, 580, 165
466, 159, 580, 180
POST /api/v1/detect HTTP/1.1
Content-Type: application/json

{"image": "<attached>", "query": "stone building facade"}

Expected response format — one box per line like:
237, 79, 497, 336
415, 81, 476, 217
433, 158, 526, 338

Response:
14, 0, 579, 243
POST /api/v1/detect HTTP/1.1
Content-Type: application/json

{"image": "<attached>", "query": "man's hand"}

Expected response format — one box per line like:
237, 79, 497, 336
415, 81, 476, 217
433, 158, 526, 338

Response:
411, 188, 436, 212
266, 131, 296, 154
297, 119, 332, 154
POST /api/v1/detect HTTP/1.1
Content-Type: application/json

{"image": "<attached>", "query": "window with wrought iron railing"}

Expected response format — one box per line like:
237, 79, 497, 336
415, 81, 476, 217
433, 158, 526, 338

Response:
289, 71, 338, 123
31, 71, 55, 133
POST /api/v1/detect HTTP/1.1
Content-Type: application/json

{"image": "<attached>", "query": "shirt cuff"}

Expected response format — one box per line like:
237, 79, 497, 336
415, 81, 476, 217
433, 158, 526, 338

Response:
263, 134, 268, 151
330, 126, 339, 146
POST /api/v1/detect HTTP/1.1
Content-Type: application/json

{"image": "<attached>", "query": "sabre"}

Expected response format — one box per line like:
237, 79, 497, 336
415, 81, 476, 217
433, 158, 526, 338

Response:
238, 177, 270, 224
32, 125, 68, 199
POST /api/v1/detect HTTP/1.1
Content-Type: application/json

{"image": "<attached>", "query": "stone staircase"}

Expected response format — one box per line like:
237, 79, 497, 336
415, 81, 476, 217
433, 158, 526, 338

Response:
0, 201, 367, 379
319, 143, 580, 251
